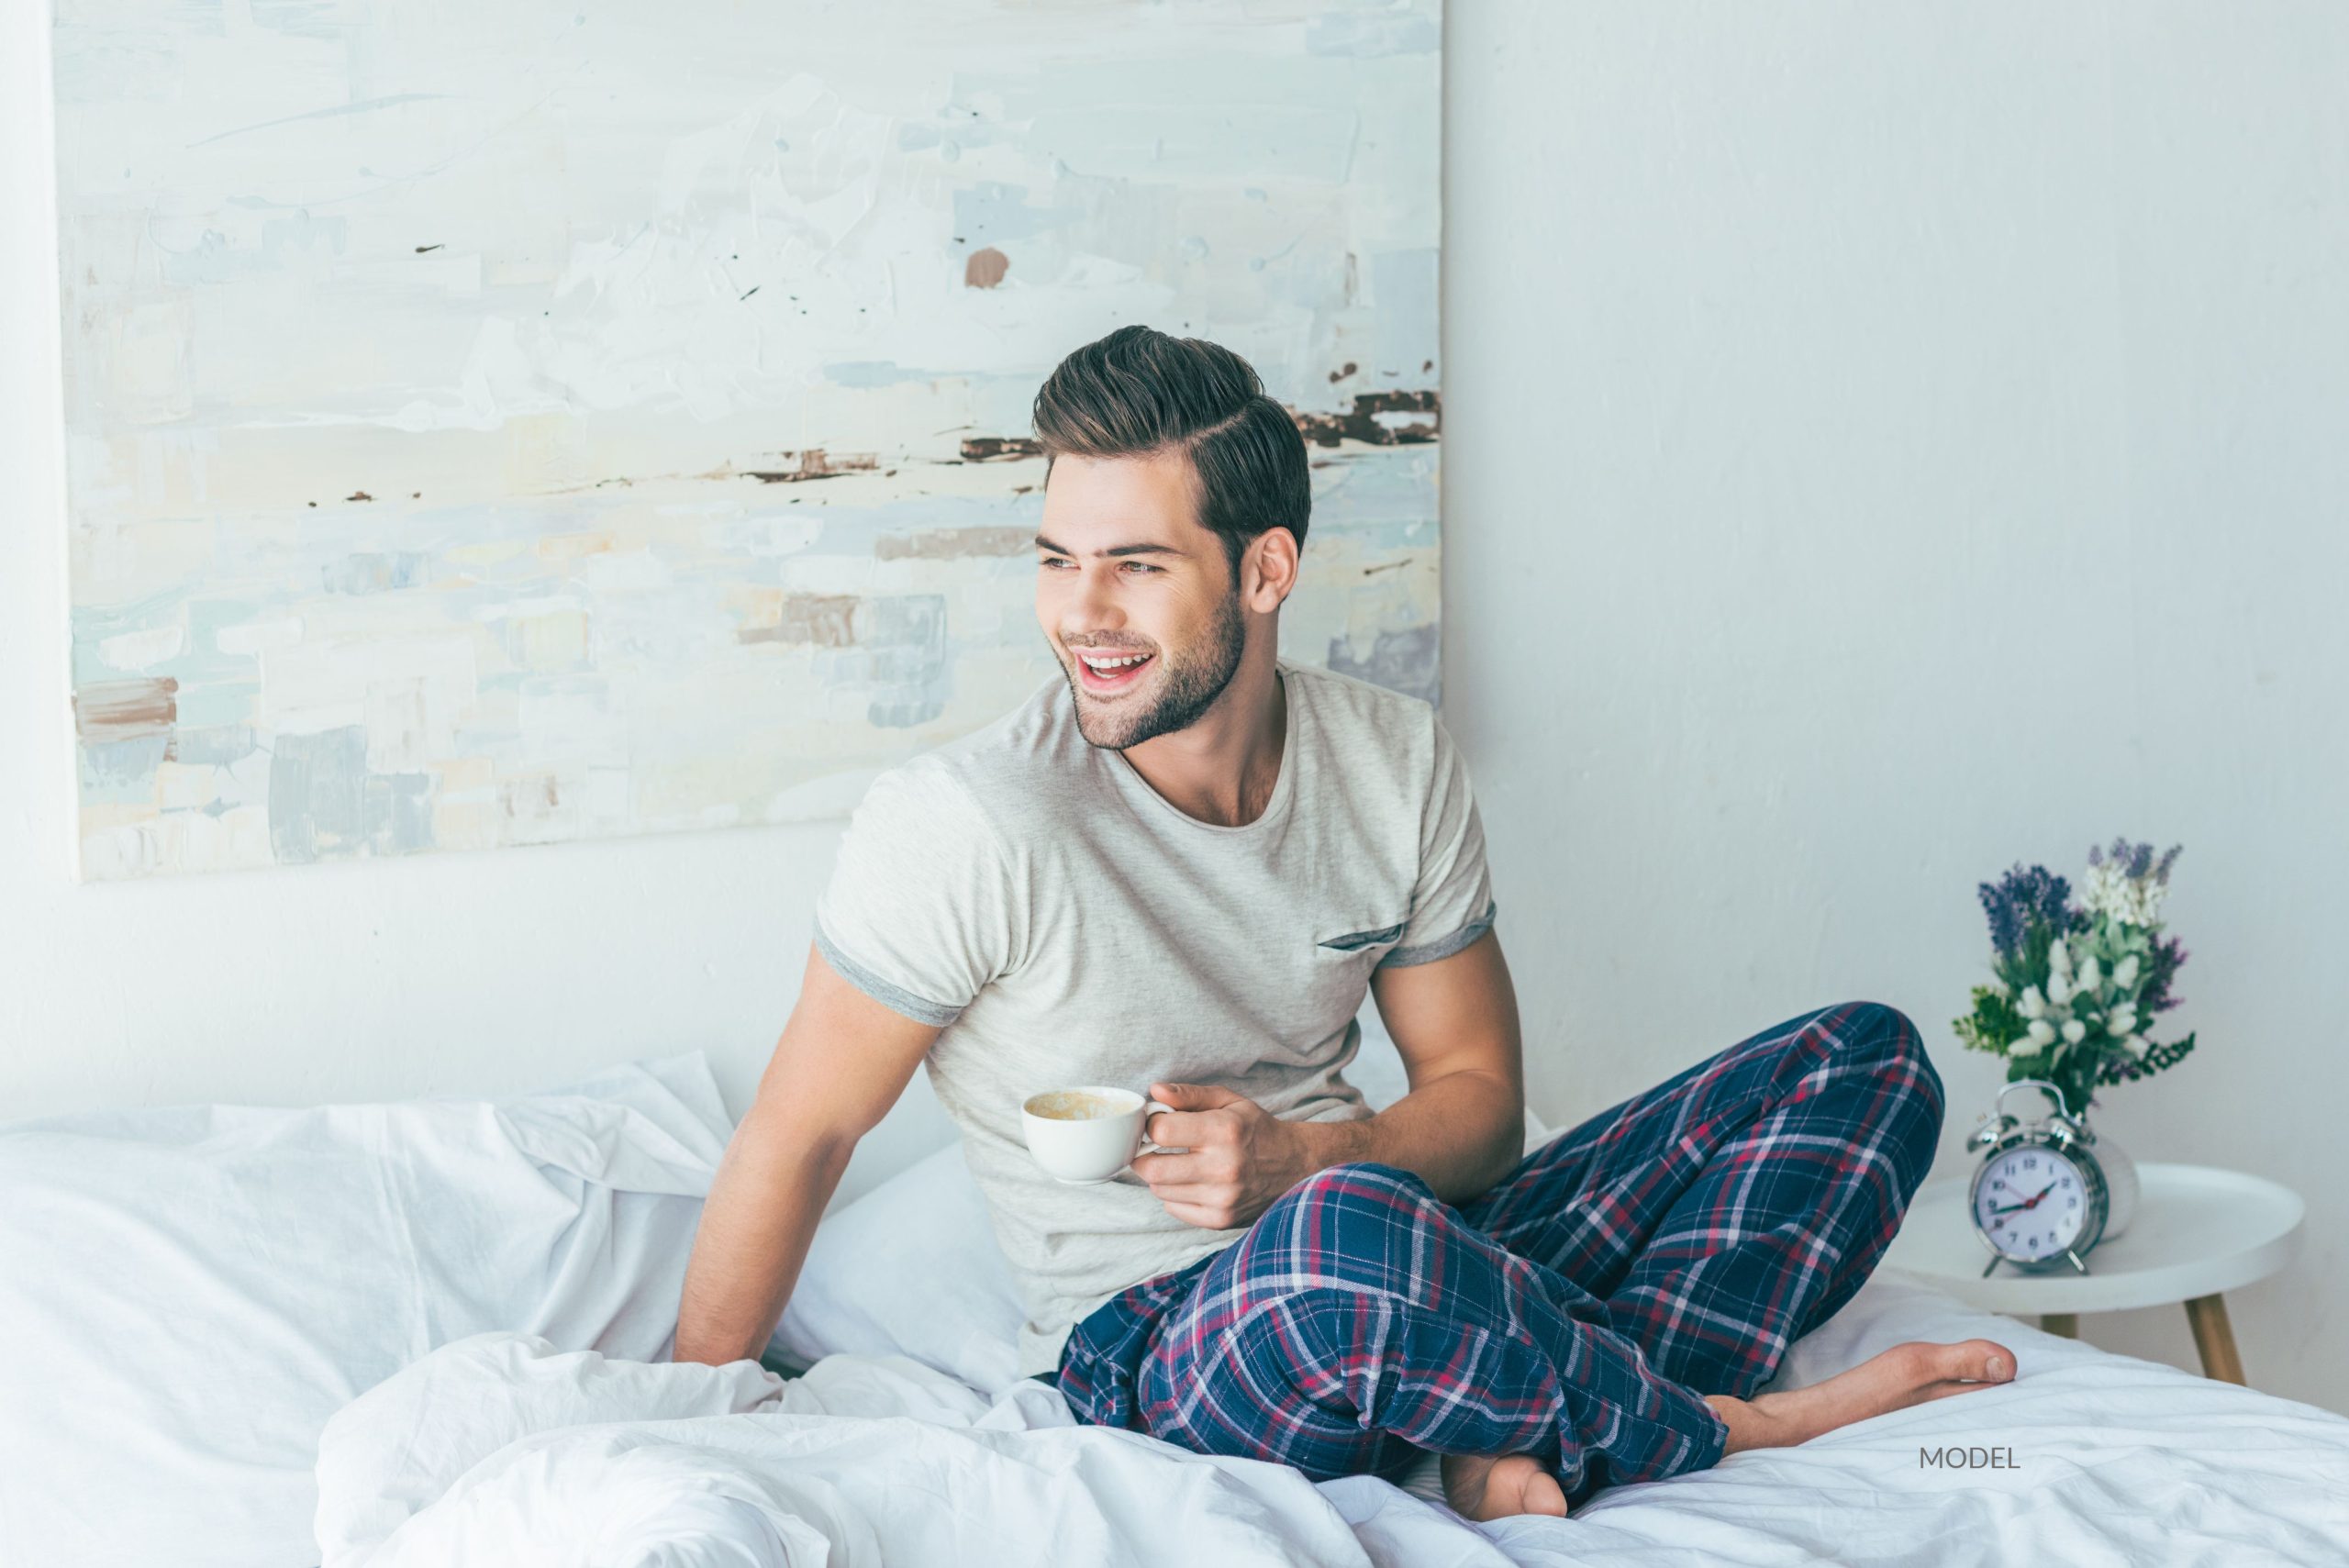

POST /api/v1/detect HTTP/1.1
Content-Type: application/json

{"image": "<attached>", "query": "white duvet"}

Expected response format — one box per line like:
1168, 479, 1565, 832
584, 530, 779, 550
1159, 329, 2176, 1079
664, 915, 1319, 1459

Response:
318, 1272, 2349, 1568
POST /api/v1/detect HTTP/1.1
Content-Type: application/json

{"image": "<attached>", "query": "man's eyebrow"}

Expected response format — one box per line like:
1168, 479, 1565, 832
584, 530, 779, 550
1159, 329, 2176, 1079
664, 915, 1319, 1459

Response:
1032, 534, 1187, 558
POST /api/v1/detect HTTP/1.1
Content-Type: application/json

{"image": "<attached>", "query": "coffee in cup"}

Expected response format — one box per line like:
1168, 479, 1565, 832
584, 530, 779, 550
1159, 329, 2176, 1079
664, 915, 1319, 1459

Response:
1020, 1085, 1180, 1184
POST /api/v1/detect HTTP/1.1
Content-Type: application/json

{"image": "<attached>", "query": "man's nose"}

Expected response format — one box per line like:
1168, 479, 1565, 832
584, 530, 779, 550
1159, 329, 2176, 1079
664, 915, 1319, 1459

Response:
1063, 563, 1125, 637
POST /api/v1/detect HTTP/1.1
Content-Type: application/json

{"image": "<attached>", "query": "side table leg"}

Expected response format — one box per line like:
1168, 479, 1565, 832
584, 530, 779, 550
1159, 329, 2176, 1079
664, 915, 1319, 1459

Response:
2040, 1313, 2077, 1339
2184, 1294, 2245, 1385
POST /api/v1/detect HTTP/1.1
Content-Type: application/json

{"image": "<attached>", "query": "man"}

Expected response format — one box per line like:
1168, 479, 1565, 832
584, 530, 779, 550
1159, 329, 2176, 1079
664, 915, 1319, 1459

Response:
676, 325, 2014, 1519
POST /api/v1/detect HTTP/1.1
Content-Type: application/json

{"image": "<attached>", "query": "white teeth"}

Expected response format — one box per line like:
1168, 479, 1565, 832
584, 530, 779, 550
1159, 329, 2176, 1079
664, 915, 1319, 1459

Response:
1080, 653, 1149, 671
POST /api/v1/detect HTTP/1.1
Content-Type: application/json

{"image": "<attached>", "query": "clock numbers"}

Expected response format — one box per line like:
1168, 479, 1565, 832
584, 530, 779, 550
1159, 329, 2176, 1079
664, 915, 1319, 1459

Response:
1973, 1144, 2096, 1264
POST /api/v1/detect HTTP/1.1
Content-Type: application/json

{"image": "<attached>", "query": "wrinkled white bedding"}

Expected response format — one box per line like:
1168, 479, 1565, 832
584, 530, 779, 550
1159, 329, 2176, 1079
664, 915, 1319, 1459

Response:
318, 1272, 2349, 1568
0, 1053, 729, 1568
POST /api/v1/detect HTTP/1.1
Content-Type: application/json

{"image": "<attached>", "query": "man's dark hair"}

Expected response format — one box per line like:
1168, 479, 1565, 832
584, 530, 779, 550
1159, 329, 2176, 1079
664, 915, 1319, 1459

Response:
1030, 325, 1310, 582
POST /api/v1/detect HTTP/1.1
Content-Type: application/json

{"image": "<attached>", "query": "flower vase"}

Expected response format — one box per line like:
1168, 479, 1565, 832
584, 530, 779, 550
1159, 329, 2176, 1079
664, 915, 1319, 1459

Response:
2081, 1108, 2139, 1243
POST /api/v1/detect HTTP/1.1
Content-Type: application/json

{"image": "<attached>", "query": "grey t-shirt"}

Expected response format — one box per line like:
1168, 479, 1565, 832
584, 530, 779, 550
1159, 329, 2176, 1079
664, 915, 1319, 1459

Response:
812, 656, 1497, 1376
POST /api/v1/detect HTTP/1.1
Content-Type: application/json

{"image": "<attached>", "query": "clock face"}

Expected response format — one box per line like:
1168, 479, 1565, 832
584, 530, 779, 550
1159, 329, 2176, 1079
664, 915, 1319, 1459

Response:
1973, 1144, 2096, 1262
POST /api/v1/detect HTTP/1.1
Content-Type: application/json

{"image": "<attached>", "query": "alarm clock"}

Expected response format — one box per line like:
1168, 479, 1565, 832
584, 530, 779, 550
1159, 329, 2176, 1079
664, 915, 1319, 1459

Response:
1964, 1079, 2114, 1277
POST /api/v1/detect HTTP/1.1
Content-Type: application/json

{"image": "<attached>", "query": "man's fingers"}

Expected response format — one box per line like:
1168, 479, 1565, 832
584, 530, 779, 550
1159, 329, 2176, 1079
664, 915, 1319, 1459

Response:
1136, 1177, 1227, 1198
1128, 1151, 1198, 1184
1130, 1151, 1234, 1187
1149, 1082, 1245, 1112
1145, 1107, 1229, 1149
1135, 1084, 1264, 1232
1144, 1084, 1260, 1148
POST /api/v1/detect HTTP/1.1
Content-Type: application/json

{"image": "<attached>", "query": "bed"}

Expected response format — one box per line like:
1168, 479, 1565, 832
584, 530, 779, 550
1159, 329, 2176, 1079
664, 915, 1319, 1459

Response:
4, 1047, 2343, 1567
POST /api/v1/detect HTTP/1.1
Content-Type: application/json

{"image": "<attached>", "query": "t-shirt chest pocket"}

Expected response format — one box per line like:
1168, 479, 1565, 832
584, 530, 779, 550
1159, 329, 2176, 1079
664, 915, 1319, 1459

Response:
1230, 912, 1405, 1052
1302, 913, 1410, 994
1315, 917, 1408, 958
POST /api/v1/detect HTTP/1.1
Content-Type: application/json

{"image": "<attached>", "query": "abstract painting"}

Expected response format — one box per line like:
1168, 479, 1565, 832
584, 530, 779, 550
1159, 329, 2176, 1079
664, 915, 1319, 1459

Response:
53, 0, 1442, 881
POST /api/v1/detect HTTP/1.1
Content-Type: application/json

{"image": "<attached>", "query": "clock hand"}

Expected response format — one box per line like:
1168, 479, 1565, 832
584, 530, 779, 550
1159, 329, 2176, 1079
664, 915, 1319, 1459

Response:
1990, 1182, 2059, 1217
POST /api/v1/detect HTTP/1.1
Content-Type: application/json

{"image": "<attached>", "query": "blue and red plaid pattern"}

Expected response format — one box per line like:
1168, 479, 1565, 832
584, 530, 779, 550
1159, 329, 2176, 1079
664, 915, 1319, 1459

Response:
1053, 1000, 1945, 1506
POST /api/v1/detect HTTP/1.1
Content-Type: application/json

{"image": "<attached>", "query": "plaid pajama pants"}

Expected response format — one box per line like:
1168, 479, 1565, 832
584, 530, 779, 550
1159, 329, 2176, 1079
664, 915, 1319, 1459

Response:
1052, 1000, 1945, 1506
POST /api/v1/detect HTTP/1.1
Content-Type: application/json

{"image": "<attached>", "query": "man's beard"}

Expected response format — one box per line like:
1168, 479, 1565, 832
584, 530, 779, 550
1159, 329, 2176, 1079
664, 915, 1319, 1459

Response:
1060, 587, 1247, 751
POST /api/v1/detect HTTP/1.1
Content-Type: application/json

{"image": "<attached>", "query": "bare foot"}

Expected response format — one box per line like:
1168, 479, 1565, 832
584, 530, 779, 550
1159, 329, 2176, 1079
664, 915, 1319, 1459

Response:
1707, 1339, 2016, 1456
1441, 1451, 1570, 1521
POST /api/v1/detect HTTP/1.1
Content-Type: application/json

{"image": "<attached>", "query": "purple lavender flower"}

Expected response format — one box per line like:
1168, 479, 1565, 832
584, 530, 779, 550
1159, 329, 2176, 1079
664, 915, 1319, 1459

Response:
2033, 872, 2075, 929
2140, 933, 2189, 1013
1977, 876, 2021, 956
1976, 863, 2074, 959
2107, 836, 2182, 883
2095, 836, 2143, 875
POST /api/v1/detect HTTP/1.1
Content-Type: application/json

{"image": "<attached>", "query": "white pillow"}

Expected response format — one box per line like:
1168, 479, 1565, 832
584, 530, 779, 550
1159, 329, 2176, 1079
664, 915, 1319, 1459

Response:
0, 1051, 732, 1568
771, 1140, 1026, 1395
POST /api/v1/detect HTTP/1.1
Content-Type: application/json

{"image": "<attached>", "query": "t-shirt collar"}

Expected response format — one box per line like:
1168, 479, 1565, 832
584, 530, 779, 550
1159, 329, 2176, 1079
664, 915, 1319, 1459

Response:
1103, 658, 1299, 837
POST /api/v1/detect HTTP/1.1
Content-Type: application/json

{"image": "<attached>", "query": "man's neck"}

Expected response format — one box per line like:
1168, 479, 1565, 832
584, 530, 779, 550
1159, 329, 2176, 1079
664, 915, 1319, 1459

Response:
1119, 644, 1286, 828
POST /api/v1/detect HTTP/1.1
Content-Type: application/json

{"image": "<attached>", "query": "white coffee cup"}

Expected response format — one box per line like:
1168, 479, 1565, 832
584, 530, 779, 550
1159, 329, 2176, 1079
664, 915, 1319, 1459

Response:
1019, 1085, 1182, 1184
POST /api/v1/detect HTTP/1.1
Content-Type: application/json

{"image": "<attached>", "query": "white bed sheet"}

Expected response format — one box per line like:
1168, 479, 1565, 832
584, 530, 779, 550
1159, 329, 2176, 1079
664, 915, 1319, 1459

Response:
0, 1052, 730, 1568
318, 1269, 2349, 1567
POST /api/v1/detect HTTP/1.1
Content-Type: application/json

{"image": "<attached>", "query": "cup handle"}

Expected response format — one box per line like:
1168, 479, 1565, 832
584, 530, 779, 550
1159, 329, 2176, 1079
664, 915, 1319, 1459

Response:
1137, 1098, 1186, 1157
1115, 1100, 1190, 1184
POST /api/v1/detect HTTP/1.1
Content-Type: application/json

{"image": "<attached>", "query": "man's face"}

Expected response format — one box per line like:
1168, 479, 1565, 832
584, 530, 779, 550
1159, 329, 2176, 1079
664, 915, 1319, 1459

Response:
1034, 450, 1249, 751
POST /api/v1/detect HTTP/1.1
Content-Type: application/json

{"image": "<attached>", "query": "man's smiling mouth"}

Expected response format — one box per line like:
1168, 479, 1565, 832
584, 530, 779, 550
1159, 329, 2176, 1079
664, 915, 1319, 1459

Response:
1074, 650, 1155, 692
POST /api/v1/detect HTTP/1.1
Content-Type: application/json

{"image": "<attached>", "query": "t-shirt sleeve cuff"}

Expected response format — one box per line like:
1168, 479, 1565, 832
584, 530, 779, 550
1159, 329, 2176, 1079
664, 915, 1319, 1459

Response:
1375, 896, 1497, 969
813, 920, 964, 1028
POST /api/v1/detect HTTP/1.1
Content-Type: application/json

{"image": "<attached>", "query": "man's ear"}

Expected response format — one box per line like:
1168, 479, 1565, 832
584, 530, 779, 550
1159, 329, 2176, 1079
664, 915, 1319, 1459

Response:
1242, 527, 1300, 613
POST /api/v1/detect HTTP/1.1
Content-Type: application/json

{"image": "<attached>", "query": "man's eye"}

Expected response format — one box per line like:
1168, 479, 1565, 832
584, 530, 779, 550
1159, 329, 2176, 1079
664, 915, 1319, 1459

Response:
1040, 557, 1071, 569
1120, 561, 1160, 573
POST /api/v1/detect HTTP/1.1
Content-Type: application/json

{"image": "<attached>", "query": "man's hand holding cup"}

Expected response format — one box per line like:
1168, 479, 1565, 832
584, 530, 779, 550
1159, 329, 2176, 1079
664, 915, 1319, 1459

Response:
1130, 1083, 1318, 1230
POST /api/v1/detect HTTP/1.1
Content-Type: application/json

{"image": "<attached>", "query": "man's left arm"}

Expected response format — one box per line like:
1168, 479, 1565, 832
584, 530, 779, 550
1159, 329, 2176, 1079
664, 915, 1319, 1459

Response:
1136, 929, 1526, 1229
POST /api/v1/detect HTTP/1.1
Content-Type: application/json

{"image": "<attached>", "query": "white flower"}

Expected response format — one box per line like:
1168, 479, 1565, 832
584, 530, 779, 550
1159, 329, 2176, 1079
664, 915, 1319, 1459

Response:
2082, 863, 2119, 919
2107, 1009, 2137, 1036
2085, 856, 2176, 929
2028, 1018, 2057, 1046
2047, 973, 2073, 1006
2019, 985, 2047, 1019
2122, 1034, 2149, 1060
2061, 1018, 2087, 1045
2114, 952, 2141, 988
2009, 1035, 2044, 1058
2049, 938, 2073, 974
2078, 954, 2102, 991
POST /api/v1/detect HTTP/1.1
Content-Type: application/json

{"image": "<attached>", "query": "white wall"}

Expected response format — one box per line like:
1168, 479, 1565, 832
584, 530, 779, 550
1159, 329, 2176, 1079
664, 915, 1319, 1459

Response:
6, 4, 2343, 1414
1440, 4, 2348, 1414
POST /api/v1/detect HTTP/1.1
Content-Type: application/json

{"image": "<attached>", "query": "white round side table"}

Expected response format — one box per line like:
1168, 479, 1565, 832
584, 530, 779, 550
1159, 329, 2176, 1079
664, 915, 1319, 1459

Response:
1878, 1161, 2306, 1385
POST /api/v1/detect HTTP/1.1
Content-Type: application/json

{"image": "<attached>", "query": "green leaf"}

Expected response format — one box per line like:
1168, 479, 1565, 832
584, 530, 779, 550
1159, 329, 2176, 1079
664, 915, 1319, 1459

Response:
1954, 983, 2027, 1058
2093, 1029, 2197, 1085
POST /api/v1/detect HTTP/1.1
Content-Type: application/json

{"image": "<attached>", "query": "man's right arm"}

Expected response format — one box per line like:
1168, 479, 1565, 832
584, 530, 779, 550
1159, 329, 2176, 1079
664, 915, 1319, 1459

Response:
672, 940, 941, 1367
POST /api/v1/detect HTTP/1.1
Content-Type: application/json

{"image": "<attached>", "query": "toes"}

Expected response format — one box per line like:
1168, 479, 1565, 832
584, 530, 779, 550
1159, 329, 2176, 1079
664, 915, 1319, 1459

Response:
1923, 1339, 2015, 1384
1960, 1339, 2015, 1382
1443, 1453, 1569, 1521
1438, 1452, 1492, 1517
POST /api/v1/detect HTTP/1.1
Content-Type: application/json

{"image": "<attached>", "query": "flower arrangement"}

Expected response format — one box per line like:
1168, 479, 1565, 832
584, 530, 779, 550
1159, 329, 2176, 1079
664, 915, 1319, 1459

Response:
1953, 838, 2197, 1118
